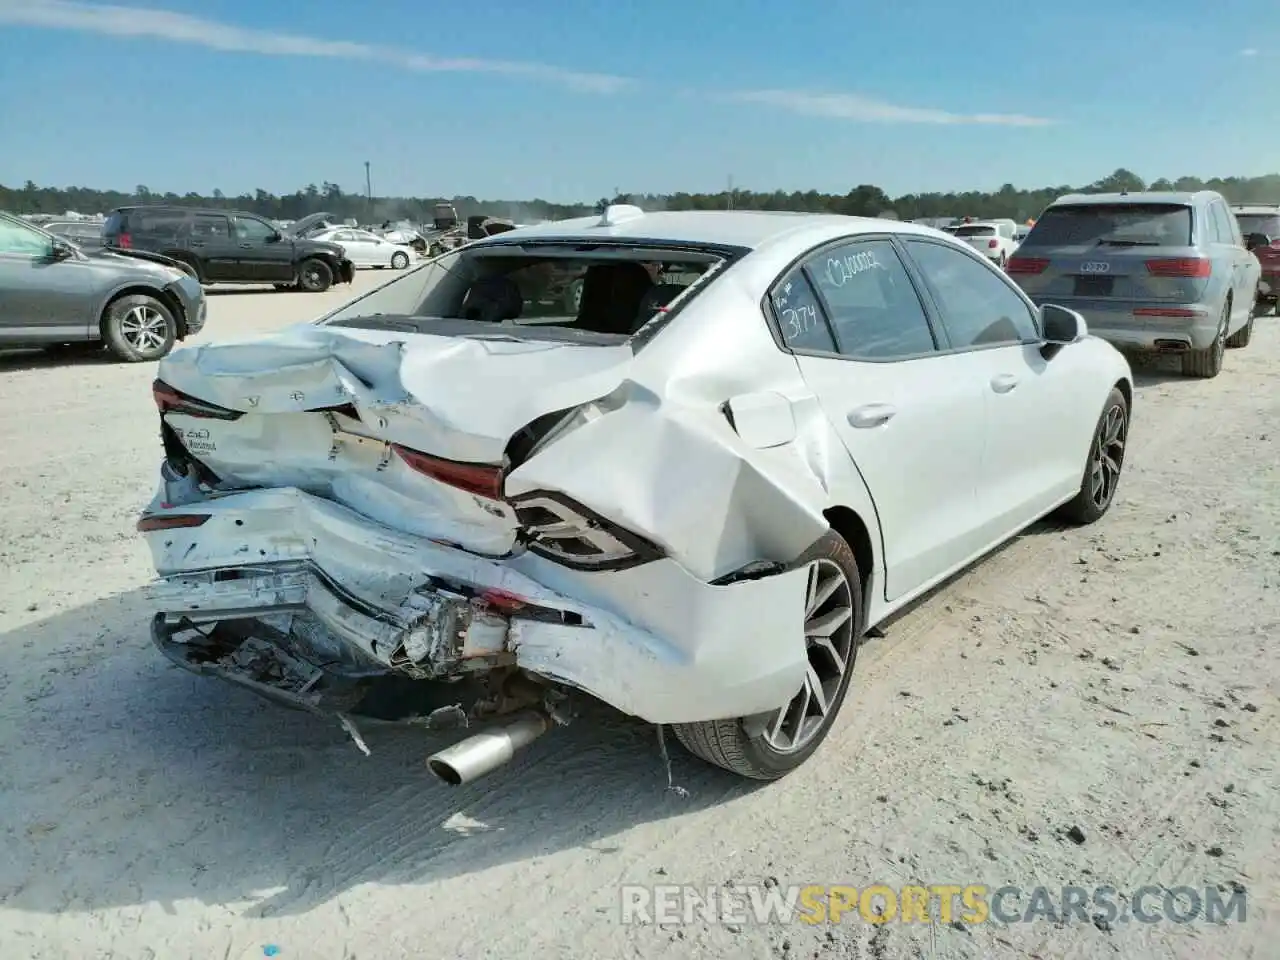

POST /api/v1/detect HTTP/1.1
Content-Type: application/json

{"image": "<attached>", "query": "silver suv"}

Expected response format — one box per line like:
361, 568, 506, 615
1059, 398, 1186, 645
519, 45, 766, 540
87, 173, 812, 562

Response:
1007, 191, 1263, 378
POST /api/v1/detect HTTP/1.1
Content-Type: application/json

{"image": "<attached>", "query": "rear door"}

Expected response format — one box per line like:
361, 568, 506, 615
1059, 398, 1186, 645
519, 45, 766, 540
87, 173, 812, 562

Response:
188, 213, 238, 281
779, 236, 990, 602
1211, 200, 1259, 331
901, 237, 1084, 535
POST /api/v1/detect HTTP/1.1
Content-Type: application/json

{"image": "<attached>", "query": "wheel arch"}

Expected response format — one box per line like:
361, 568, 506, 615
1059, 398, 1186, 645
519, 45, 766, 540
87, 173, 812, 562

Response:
98, 284, 186, 339
822, 505, 875, 633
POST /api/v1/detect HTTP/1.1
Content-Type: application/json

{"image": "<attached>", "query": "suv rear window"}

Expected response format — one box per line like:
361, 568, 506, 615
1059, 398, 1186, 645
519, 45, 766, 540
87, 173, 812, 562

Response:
1235, 213, 1280, 239
954, 225, 995, 237
1023, 204, 1193, 247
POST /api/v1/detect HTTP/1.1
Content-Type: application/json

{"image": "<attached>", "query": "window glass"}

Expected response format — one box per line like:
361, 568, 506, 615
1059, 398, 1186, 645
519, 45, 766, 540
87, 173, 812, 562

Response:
234, 217, 276, 242
1206, 203, 1229, 243
1211, 203, 1239, 246
807, 239, 937, 359
1022, 204, 1192, 247
1235, 212, 1280, 239
770, 266, 836, 352
0, 218, 54, 257
136, 210, 188, 237
191, 214, 230, 239
904, 240, 1039, 348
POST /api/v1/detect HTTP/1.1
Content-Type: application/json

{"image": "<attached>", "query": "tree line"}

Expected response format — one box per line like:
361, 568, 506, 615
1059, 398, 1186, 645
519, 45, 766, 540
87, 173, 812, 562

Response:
4, 168, 1278, 226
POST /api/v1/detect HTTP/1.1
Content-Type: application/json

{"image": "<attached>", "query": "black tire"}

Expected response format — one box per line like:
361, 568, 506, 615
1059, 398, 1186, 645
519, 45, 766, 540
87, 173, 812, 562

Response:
1182, 300, 1227, 378
1225, 308, 1254, 348
671, 530, 863, 780
391, 251, 410, 270
1056, 387, 1128, 525
101, 293, 177, 362
562, 278, 584, 314
297, 258, 333, 293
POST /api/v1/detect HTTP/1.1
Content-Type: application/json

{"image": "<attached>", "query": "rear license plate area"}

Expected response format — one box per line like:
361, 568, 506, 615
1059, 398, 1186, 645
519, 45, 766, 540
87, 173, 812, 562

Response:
1073, 276, 1114, 297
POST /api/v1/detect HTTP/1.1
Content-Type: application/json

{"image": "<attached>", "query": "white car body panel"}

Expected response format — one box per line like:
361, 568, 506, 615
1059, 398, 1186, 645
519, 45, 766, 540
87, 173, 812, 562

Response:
312, 228, 413, 268
140, 210, 1133, 727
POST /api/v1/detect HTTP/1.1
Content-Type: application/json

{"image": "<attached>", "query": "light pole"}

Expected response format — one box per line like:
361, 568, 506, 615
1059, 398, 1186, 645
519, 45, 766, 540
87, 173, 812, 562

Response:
364, 161, 372, 220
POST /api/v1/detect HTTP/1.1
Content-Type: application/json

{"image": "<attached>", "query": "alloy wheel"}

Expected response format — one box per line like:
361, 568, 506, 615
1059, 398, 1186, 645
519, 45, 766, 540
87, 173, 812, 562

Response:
1088, 403, 1127, 510
119, 305, 169, 354
761, 558, 856, 753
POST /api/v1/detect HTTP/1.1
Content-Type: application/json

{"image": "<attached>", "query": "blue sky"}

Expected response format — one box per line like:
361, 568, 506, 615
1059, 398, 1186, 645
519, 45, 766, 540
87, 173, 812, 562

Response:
0, 0, 1275, 202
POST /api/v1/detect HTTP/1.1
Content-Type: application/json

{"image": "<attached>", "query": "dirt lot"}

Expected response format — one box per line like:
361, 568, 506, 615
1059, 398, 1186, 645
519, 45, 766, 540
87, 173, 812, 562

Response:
1, 277, 1276, 959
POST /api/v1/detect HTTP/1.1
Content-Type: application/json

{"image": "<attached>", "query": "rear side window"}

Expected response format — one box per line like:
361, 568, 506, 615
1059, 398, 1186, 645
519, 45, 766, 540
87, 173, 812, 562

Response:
135, 209, 188, 238
1208, 203, 1236, 245
770, 266, 837, 352
191, 214, 230, 239
103, 211, 125, 235
902, 240, 1039, 349
1024, 204, 1193, 247
806, 239, 937, 359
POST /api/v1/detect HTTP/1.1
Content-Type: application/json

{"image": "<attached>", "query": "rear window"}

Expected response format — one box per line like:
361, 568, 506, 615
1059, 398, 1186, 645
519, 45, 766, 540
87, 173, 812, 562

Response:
1235, 213, 1280, 238
1023, 204, 1192, 247
320, 244, 730, 345
954, 225, 996, 237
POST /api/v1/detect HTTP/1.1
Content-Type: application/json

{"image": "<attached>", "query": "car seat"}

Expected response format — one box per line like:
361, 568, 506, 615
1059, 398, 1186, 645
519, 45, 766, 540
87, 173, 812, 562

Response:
575, 262, 654, 335
461, 274, 523, 323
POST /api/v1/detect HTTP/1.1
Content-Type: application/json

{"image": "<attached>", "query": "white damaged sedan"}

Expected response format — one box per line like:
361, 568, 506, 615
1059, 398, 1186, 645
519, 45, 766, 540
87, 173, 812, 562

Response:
138, 206, 1133, 783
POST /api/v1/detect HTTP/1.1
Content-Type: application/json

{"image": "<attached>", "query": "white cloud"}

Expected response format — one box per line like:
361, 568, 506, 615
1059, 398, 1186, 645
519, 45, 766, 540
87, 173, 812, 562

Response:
1240, 47, 1259, 57
725, 89, 1056, 127
0, 0, 632, 93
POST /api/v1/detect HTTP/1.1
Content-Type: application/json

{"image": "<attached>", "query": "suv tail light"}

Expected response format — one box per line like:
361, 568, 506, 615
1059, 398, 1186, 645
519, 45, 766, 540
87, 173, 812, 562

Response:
987, 239, 999, 249
153, 379, 243, 420
392, 444, 505, 500
1005, 256, 1049, 275
116, 232, 132, 249
1145, 257, 1211, 278
511, 492, 662, 571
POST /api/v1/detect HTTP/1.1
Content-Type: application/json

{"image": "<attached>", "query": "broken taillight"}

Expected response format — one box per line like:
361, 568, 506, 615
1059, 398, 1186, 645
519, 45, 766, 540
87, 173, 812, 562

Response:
153, 379, 243, 421
510, 491, 662, 571
137, 513, 211, 533
391, 444, 505, 500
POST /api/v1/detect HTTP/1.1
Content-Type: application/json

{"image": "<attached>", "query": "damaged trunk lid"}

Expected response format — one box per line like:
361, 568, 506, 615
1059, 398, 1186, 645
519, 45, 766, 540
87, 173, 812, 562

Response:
155, 322, 636, 555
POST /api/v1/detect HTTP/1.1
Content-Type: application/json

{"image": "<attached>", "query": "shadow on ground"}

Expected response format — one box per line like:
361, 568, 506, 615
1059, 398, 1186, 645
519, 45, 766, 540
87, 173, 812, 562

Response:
0, 346, 111, 373
0, 589, 750, 920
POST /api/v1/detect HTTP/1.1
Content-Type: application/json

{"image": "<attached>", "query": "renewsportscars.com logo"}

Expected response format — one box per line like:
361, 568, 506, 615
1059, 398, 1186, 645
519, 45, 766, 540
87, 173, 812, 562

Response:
620, 883, 1248, 927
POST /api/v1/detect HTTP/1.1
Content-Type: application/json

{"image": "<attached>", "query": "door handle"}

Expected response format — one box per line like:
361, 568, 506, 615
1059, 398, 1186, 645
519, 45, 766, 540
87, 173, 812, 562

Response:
990, 374, 1019, 394
188, 241, 205, 247
847, 403, 897, 428
239, 243, 253, 249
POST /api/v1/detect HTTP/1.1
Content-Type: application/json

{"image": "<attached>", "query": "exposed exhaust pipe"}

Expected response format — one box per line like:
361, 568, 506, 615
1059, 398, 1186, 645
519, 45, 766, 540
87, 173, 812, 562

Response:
426, 712, 552, 785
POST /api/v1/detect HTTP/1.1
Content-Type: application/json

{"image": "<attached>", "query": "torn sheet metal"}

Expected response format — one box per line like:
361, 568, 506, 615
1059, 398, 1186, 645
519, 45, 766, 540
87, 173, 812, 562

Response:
143, 487, 810, 724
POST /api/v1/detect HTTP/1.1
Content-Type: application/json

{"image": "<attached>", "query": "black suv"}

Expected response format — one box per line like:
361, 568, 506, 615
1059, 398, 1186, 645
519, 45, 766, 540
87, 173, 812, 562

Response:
102, 206, 355, 292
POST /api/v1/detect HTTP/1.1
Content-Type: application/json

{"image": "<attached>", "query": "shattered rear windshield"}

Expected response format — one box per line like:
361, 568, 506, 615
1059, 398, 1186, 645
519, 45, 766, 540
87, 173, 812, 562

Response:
318, 242, 733, 344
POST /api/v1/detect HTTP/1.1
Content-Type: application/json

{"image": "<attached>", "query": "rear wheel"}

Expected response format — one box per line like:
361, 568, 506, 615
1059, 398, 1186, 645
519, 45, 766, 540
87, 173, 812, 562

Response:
298, 258, 332, 293
391, 251, 410, 270
1056, 387, 1128, 525
101, 294, 177, 362
1182, 301, 1227, 378
672, 531, 862, 780
1225, 306, 1254, 348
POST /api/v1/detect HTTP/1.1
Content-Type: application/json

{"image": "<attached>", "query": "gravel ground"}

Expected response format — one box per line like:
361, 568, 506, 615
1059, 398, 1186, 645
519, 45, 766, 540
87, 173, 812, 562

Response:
0, 277, 1276, 959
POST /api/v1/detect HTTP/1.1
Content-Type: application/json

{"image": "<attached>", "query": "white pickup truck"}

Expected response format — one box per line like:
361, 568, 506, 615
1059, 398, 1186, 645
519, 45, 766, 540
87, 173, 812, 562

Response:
952, 219, 1020, 267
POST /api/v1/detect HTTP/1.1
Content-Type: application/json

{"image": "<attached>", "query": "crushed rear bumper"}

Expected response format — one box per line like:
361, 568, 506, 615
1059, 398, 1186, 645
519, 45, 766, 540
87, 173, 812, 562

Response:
141, 487, 811, 725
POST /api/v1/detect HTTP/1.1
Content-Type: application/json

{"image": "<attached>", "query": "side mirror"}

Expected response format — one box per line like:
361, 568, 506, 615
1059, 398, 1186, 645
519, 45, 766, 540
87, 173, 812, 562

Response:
1040, 304, 1086, 357
1245, 232, 1270, 252
49, 241, 75, 261
265, 231, 281, 243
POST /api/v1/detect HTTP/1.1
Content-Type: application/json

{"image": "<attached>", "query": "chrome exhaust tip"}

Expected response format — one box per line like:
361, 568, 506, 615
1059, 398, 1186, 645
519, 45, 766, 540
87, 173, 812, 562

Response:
426, 712, 552, 785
